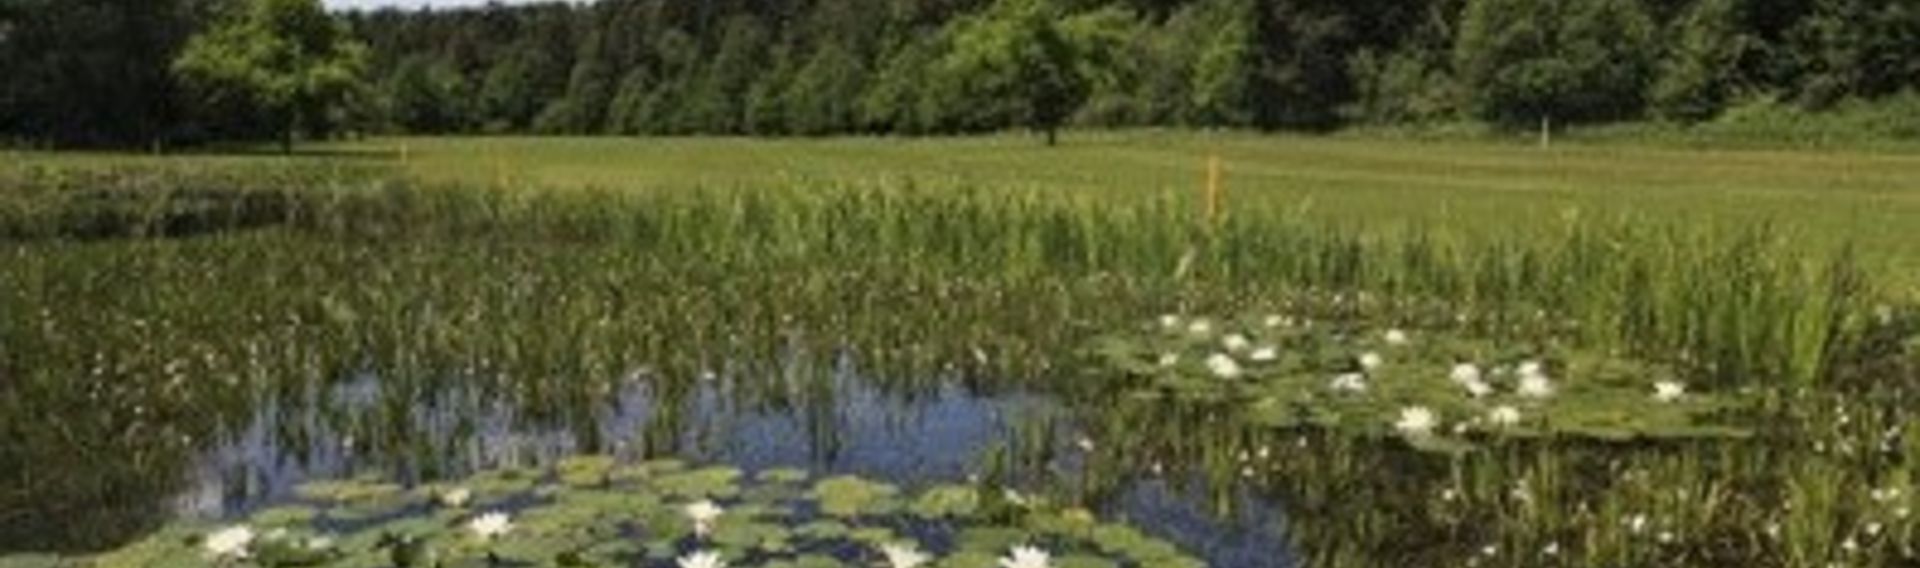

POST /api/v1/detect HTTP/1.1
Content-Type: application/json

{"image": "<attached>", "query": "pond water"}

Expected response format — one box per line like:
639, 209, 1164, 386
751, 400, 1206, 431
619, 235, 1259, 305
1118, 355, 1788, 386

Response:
158, 355, 1293, 566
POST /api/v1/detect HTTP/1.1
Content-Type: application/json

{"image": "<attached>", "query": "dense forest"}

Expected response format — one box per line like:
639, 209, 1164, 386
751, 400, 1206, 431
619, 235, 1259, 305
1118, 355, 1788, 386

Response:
2, 0, 1918, 147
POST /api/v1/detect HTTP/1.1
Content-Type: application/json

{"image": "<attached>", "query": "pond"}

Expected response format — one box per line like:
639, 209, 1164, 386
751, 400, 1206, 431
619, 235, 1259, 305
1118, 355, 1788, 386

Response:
164, 361, 1292, 567
4, 172, 1919, 567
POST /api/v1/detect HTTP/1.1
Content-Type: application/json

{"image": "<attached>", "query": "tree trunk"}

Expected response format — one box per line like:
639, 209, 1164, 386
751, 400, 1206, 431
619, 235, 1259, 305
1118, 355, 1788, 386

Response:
1045, 127, 1058, 147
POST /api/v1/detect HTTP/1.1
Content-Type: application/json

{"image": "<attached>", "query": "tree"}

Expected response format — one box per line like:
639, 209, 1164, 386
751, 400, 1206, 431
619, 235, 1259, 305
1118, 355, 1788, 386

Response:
679, 15, 771, 134
1787, 0, 1920, 108
860, 34, 946, 133
935, 0, 1118, 145
173, 0, 368, 153
781, 43, 867, 135
2, 0, 208, 147
534, 29, 618, 134
387, 54, 472, 134
1651, 0, 1756, 121
1183, 0, 1255, 126
1454, 0, 1656, 130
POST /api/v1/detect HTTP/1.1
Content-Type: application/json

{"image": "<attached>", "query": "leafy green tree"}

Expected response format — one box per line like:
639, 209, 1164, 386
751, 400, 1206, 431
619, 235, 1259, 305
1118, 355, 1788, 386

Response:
479, 48, 558, 133
1184, 0, 1255, 126
534, 30, 618, 134
1454, 0, 1656, 130
1651, 0, 1757, 122
3, 0, 209, 147
782, 44, 869, 135
387, 54, 472, 134
1247, 0, 1357, 129
173, 0, 368, 153
860, 34, 947, 133
606, 68, 658, 135
1788, 0, 1920, 107
679, 15, 771, 134
935, 0, 1116, 145
1342, 1, 1463, 124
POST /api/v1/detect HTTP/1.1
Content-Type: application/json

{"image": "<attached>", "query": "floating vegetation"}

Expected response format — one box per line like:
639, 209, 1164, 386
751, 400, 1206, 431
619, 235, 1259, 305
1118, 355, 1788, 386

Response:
47, 458, 1202, 568
5, 163, 1920, 566
1087, 314, 1751, 452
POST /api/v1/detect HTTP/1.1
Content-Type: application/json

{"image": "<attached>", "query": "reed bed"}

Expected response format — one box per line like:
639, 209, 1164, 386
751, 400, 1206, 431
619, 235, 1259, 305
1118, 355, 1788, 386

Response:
1, 162, 1915, 565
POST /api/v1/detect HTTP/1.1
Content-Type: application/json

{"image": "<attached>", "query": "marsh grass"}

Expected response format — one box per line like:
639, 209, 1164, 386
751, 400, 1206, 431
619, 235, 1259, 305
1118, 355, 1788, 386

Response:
1, 162, 1916, 565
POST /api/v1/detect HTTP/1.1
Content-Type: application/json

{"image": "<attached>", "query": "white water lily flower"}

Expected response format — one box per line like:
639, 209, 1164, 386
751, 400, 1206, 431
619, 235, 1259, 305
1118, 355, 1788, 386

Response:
1625, 514, 1649, 534
678, 550, 727, 568
1358, 352, 1383, 370
1222, 334, 1251, 352
999, 545, 1052, 568
1329, 373, 1367, 393
468, 511, 512, 540
1248, 346, 1278, 362
684, 500, 724, 537
1463, 379, 1493, 398
880, 542, 933, 568
438, 487, 472, 508
1395, 406, 1438, 436
1206, 353, 1243, 379
1653, 381, 1686, 403
1186, 319, 1213, 336
1158, 314, 1181, 329
1002, 488, 1029, 506
1157, 352, 1179, 367
1449, 363, 1482, 385
204, 525, 255, 559
1517, 375, 1554, 399
1263, 315, 1286, 328
1517, 360, 1545, 378
1488, 406, 1521, 427
1384, 329, 1409, 346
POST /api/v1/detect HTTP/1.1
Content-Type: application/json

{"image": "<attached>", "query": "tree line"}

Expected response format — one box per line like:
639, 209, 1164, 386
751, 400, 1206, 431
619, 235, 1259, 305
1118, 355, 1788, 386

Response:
2, 0, 1917, 148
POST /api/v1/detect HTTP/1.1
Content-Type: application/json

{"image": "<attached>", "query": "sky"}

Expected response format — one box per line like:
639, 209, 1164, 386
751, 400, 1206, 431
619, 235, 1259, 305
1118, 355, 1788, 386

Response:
322, 0, 565, 10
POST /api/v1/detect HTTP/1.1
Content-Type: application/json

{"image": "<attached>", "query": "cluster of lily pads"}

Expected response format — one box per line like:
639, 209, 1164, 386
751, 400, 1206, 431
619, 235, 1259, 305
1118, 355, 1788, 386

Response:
1088, 313, 1748, 452
47, 457, 1203, 568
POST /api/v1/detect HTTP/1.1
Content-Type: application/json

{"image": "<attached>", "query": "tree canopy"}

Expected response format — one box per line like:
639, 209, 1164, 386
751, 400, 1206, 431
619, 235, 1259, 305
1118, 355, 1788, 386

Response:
172, 0, 369, 152
4, 0, 1920, 147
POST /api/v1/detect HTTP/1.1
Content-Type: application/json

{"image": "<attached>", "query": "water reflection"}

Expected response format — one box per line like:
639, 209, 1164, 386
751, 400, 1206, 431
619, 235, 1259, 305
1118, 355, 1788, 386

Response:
171, 357, 1293, 567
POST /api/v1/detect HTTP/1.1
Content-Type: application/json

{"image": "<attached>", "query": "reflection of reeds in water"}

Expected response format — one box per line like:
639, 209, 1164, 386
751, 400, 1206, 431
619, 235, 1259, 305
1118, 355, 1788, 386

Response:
0, 164, 1914, 565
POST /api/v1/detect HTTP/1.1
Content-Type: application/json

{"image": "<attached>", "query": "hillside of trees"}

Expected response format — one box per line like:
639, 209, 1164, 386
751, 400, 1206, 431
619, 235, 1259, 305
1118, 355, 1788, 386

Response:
3, 0, 1918, 147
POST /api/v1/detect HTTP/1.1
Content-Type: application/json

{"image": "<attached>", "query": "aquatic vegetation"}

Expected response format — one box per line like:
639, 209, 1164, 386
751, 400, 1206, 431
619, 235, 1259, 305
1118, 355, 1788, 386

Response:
1087, 315, 1752, 450
4, 162, 1920, 566
47, 459, 1202, 567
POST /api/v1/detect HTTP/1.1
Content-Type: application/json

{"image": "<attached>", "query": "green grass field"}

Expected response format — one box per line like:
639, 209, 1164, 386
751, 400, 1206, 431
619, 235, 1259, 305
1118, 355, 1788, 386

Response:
353, 132, 1920, 289
20, 131, 1919, 286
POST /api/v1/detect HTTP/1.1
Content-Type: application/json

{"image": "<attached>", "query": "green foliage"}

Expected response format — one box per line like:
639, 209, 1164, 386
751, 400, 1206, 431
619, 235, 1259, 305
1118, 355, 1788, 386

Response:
1786, 0, 1920, 108
1181, 0, 1256, 126
1454, 0, 1657, 128
172, 0, 369, 151
19, 463, 1200, 567
1650, 0, 1757, 122
385, 55, 472, 134
781, 44, 868, 136
934, 0, 1100, 143
1088, 315, 1750, 453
